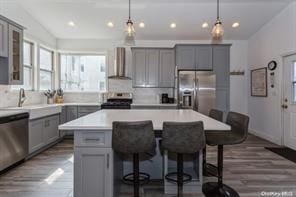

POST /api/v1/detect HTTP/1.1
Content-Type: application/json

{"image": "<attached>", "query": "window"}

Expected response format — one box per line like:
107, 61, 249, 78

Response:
39, 48, 54, 90
11, 41, 34, 90
60, 54, 106, 92
293, 62, 296, 102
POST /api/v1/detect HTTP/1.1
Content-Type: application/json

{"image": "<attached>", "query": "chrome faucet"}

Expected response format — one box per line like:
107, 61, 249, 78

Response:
18, 88, 26, 107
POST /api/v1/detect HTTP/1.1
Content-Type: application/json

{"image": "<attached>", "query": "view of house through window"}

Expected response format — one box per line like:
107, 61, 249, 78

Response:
60, 54, 106, 92
39, 48, 54, 90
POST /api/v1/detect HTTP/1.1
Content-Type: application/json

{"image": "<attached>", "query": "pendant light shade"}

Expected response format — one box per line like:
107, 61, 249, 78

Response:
212, 0, 224, 40
124, 0, 135, 46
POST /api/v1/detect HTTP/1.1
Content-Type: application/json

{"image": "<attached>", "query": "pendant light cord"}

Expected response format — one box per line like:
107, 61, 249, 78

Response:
129, 0, 131, 20
217, 0, 220, 20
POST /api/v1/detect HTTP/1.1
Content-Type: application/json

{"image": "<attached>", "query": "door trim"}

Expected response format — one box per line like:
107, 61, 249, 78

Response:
281, 53, 296, 147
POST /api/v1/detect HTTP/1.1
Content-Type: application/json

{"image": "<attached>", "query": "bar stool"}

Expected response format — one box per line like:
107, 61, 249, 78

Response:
203, 109, 224, 176
112, 121, 156, 197
202, 112, 250, 197
162, 121, 205, 197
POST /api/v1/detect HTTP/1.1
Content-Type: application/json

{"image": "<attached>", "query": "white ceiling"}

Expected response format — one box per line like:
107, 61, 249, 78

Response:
13, 0, 294, 40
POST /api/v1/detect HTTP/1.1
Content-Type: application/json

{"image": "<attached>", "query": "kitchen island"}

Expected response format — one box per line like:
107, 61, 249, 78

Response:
59, 109, 230, 197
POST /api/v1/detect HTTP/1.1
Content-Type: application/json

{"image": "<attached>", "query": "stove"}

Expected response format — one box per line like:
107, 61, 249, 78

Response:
101, 93, 132, 110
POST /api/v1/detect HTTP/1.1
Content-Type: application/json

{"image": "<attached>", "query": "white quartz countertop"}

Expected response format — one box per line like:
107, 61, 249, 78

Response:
6, 103, 101, 120
59, 109, 231, 131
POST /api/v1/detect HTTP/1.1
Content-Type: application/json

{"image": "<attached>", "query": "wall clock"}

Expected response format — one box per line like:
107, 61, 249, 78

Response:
268, 60, 277, 71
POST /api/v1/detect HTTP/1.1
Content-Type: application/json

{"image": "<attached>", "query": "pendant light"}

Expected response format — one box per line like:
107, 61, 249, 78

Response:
124, 0, 135, 46
212, 0, 224, 40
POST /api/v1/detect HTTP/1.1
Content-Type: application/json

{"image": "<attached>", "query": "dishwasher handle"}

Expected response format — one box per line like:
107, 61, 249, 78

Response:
0, 113, 29, 124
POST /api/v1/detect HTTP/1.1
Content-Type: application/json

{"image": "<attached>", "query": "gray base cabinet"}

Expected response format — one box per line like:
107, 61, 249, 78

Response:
74, 130, 113, 197
29, 114, 59, 154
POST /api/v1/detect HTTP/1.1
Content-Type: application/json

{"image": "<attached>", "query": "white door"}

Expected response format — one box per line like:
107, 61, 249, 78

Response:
283, 54, 296, 150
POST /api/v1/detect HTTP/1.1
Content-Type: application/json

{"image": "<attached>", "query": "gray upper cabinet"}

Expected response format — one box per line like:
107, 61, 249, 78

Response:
176, 46, 195, 70
195, 46, 213, 70
132, 49, 146, 87
159, 49, 175, 88
176, 45, 213, 71
132, 48, 175, 88
146, 49, 159, 87
0, 19, 8, 57
0, 16, 24, 85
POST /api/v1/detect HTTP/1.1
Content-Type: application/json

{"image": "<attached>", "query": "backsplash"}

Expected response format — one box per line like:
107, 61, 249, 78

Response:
0, 85, 44, 108
108, 79, 174, 104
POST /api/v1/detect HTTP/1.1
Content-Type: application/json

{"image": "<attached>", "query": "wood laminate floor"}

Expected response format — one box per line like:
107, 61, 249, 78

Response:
0, 135, 296, 197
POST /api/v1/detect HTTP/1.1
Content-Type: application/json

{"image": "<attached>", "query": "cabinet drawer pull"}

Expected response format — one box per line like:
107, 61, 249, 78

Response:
84, 138, 101, 141
107, 154, 110, 169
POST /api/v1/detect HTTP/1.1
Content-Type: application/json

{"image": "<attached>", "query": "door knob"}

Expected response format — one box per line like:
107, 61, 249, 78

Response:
284, 98, 288, 102
281, 104, 288, 109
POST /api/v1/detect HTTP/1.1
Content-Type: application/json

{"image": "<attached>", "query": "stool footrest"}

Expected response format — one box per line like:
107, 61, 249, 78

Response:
122, 172, 150, 186
165, 172, 192, 183
205, 163, 218, 177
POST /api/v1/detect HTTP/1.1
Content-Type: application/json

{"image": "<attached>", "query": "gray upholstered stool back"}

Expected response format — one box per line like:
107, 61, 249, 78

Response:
209, 109, 223, 122
112, 120, 156, 154
162, 121, 205, 154
227, 112, 250, 143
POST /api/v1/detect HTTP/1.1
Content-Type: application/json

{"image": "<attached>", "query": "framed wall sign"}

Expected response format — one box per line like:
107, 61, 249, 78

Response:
251, 67, 268, 97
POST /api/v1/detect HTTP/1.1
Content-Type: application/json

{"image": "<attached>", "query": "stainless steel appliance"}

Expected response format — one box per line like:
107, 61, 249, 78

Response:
108, 47, 131, 80
177, 71, 216, 115
101, 92, 133, 109
0, 110, 29, 171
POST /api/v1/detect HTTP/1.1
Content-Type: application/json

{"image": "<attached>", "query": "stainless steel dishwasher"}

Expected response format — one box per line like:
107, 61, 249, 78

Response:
0, 111, 29, 172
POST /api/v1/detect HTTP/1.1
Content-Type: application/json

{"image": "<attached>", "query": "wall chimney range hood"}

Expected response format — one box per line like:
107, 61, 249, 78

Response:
108, 47, 131, 80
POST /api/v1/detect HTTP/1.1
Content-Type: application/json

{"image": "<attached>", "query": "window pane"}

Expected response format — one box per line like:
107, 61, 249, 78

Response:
294, 83, 296, 102
23, 42, 32, 66
40, 70, 52, 90
60, 55, 106, 92
294, 62, 296, 81
40, 48, 53, 70
23, 67, 32, 90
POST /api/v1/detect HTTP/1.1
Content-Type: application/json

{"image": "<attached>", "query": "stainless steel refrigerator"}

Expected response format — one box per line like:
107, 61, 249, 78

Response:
177, 71, 216, 115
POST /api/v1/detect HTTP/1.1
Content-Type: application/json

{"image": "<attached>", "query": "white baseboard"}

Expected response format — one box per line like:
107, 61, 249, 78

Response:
249, 129, 282, 145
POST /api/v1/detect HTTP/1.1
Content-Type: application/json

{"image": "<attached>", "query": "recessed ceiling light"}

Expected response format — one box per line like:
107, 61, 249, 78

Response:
68, 21, 75, 27
202, 22, 209, 28
232, 22, 240, 28
139, 22, 145, 28
170, 23, 176, 29
107, 22, 114, 27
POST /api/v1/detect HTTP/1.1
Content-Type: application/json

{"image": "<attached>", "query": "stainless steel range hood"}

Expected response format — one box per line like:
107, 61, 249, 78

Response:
108, 47, 131, 80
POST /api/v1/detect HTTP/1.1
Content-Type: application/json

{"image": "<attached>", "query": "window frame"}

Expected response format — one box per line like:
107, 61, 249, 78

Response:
11, 40, 34, 91
38, 46, 54, 91
23, 41, 34, 90
293, 62, 296, 103
58, 53, 108, 93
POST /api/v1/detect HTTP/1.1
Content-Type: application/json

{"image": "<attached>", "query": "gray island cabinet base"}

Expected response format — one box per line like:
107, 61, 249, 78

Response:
59, 110, 231, 197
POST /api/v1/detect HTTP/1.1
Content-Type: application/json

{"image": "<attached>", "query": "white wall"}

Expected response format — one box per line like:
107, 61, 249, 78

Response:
247, 2, 296, 144
58, 39, 248, 106
0, 1, 57, 108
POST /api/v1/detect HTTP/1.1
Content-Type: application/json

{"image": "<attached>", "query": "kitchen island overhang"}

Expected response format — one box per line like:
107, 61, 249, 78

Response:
59, 109, 231, 197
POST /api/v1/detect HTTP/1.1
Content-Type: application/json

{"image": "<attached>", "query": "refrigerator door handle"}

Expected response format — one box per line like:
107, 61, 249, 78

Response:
195, 77, 199, 112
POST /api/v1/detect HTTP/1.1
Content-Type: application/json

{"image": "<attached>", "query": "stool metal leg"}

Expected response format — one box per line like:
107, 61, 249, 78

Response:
177, 153, 183, 197
202, 145, 240, 197
218, 145, 223, 187
133, 154, 139, 197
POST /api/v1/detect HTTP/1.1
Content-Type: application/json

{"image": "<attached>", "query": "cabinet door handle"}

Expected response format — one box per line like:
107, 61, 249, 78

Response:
84, 138, 101, 142
107, 154, 110, 169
